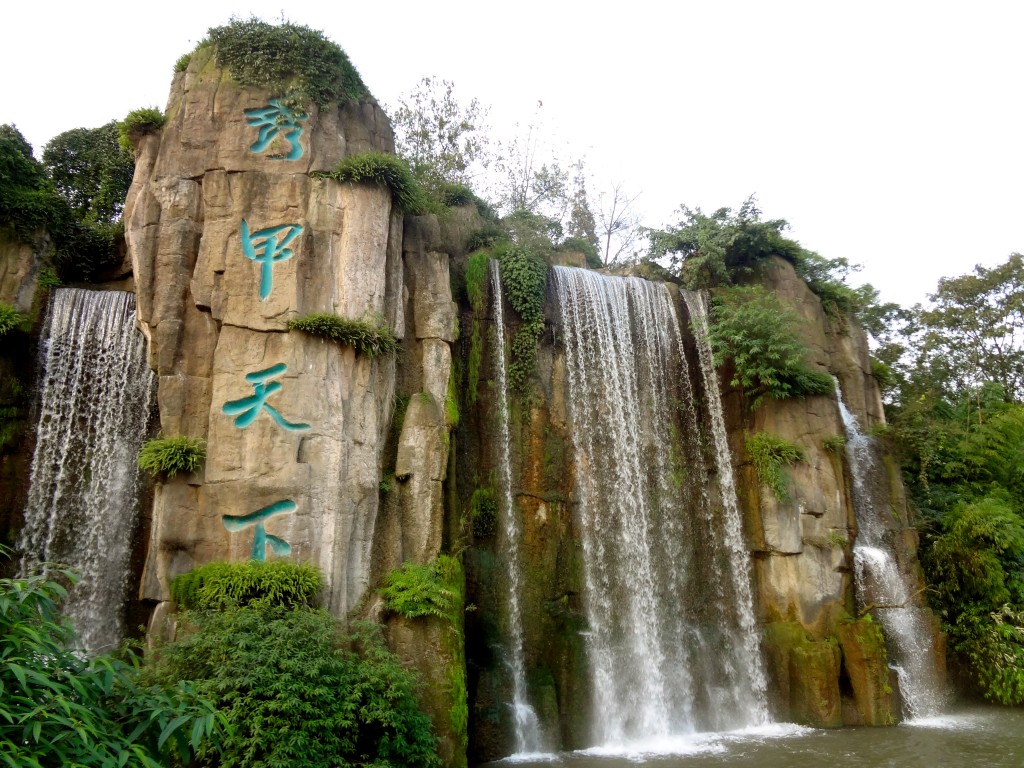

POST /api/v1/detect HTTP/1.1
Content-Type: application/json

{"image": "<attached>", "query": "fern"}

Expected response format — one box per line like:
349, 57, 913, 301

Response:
747, 431, 805, 502
171, 560, 323, 611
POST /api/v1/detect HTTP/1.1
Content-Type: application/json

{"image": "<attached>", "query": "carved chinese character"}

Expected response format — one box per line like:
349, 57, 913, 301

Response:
241, 220, 303, 300
223, 499, 296, 561
222, 363, 310, 432
245, 99, 308, 160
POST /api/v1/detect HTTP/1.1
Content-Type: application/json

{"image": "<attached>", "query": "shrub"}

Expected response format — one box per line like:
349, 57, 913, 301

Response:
470, 487, 498, 539
466, 223, 506, 251
560, 236, 601, 269
118, 107, 165, 151
494, 242, 548, 393
315, 151, 428, 213
823, 434, 846, 455
380, 555, 462, 623
204, 17, 369, 108
0, 302, 27, 335
288, 312, 399, 357
171, 560, 322, 611
707, 285, 833, 408
174, 51, 192, 73
746, 431, 805, 502
137, 434, 206, 479
146, 607, 440, 768
0, 548, 223, 767
464, 250, 491, 314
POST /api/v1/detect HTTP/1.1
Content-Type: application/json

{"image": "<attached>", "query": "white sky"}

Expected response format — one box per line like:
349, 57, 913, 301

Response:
4, 0, 1021, 310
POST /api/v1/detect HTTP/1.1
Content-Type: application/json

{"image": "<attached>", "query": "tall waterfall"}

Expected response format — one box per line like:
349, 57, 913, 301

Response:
835, 387, 945, 719
19, 289, 155, 654
553, 268, 768, 745
491, 261, 545, 753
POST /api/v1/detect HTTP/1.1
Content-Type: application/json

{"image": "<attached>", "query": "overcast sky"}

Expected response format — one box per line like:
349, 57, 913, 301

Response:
4, 1, 1021, 309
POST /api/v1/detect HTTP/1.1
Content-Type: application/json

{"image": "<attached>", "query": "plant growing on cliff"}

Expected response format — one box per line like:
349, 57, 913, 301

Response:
0, 548, 224, 767
470, 487, 498, 539
171, 560, 323, 611
287, 312, 400, 357
706, 285, 833, 408
746, 431, 806, 502
203, 17, 369, 108
316, 151, 429, 213
494, 242, 548, 393
0, 302, 27, 335
118, 107, 165, 151
137, 435, 206, 479
381, 555, 463, 623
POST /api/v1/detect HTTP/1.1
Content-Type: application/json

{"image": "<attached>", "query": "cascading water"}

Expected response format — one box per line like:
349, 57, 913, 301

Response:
553, 267, 768, 746
835, 385, 946, 719
19, 288, 155, 654
491, 261, 545, 754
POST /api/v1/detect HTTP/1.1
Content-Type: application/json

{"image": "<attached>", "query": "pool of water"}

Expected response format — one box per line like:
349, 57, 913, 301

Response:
485, 707, 1024, 767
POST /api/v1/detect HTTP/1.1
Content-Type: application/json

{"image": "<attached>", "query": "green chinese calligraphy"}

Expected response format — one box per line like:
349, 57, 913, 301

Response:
241, 220, 303, 300
222, 363, 310, 432
245, 99, 308, 160
223, 499, 297, 560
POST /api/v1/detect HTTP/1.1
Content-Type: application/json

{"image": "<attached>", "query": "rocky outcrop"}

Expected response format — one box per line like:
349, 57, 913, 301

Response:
125, 46, 402, 621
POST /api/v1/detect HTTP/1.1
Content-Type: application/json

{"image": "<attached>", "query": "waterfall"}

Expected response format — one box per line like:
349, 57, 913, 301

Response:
19, 289, 155, 654
835, 387, 946, 719
491, 261, 545, 753
553, 268, 768, 745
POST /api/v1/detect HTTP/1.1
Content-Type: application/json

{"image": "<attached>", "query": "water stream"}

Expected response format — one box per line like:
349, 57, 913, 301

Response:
492, 261, 545, 754
835, 386, 946, 718
553, 268, 768, 747
18, 288, 155, 654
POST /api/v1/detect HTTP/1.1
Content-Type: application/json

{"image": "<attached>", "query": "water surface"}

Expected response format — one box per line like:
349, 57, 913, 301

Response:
487, 708, 1024, 767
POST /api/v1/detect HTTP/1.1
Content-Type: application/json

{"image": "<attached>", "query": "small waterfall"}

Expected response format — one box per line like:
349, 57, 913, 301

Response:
491, 261, 545, 754
836, 387, 946, 719
553, 268, 768, 745
19, 289, 155, 654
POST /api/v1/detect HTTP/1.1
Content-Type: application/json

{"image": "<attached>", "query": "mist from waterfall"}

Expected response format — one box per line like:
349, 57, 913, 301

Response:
491, 261, 545, 754
19, 289, 155, 654
836, 386, 946, 719
553, 267, 768, 746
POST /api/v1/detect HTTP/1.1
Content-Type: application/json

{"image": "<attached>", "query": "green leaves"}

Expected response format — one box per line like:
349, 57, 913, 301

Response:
287, 312, 399, 357
204, 17, 370, 108
117, 108, 165, 152
380, 556, 463, 624
146, 606, 441, 768
0, 303, 27, 336
494, 242, 549, 393
170, 560, 323, 611
706, 285, 832, 409
0, 548, 224, 767
746, 432, 806, 502
137, 434, 206, 479
316, 151, 429, 213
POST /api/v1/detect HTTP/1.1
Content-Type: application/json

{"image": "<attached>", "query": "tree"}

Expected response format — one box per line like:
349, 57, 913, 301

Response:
42, 122, 134, 224
0, 552, 223, 767
596, 181, 642, 264
912, 253, 1024, 404
390, 77, 491, 196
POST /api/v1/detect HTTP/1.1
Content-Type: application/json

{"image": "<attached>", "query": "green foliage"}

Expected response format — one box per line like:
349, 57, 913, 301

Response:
1, 123, 125, 282
823, 434, 846, 455
288, 312, 399, 357
464, 251, 491, 314
137, 435, 206, 479
560, 236, 601, 269
949, 605, 1024, 705
390, 77, 491, 202
118, 108, 165, 151
317, 151, 428, 213
707, 285, 833, 408
204, 16, 369, 108
746, 432, 805, 502
470, 487, 498, 539
36, 267, 61, 290
146, 607, 440, 768
171, 560, 323, 611
445, 371, 460, 428
43, 121, 134, 225
466, 223, 506, 252
173, 52, 192, 73
0, 549, 224, 767
494, 242, 548, 392
380, 555, 462, 623
0, 302, 27, 335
